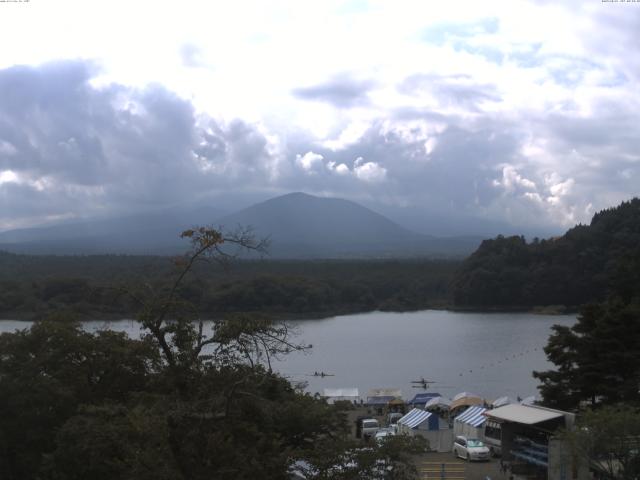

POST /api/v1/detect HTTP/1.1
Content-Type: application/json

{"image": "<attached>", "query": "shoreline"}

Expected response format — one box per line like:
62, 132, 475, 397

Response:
0, 303, 577, 322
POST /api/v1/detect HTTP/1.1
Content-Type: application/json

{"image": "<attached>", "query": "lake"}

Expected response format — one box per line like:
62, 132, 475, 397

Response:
0, 310, 575, 402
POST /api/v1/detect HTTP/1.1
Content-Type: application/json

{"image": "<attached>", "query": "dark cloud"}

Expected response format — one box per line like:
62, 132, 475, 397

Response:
1, 57, 638, 234
291, 74, 375, 107
0, 60, 275, 228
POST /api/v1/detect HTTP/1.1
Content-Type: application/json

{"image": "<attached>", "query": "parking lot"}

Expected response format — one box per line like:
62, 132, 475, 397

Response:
347, 408, 506, 480
414, 452, 504, 480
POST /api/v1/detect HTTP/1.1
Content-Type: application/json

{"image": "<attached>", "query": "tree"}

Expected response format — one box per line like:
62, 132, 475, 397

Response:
534, 299, 640, 410
0, 316, 159, 480
560, 405, 640, 480
1, 226, 425, 479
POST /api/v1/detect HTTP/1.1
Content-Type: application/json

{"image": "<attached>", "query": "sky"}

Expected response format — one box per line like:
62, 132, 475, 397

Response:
0, 0, 638, 235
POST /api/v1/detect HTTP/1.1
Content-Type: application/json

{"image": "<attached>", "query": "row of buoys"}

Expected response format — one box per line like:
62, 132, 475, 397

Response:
456, 347, 541, 377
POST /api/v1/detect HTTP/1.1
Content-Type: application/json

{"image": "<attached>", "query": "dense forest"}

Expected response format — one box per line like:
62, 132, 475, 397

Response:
0, 228, 425, 479
3, 199, 640, 320
451, 198, 640, 309
0, 253, 457, 320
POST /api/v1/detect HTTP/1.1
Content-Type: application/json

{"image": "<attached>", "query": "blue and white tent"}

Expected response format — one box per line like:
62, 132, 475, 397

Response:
398, 408, 452, 452
398, 408, 435, 430
453, 405, 488, 439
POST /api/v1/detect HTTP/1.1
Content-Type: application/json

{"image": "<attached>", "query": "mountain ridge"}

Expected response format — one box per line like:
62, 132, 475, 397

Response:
0, 192, 483, 257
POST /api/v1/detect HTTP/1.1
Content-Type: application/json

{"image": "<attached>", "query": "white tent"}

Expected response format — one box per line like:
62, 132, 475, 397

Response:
425, 396, 452, 410
492, 396, 515, 408
450, 392, 484, 414
453, 405, 487, 440
322, 388, 359, 404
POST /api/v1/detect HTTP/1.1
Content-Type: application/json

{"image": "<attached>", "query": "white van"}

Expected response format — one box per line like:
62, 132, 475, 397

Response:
361, 418, 380, 439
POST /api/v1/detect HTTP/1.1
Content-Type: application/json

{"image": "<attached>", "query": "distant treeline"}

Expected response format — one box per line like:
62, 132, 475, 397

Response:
0, 253, 458, 320
451, 198, 640, 308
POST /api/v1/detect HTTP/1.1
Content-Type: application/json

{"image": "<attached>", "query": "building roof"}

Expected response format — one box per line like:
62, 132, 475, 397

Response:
454, 405, 487, 427
398, 408, 433, 429
322, 388, 359, 398
485, 404, 564, 425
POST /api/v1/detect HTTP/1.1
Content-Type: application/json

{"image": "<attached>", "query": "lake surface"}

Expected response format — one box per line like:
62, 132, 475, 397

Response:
0, 310, 575, 402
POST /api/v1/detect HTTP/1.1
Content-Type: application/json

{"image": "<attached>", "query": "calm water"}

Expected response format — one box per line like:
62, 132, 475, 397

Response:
0, 310, 575, 402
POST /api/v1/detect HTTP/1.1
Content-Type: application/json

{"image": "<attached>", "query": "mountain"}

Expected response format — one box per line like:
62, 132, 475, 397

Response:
451, 197, 640, 308
0, 192, 483, 257
215, 192, 482, 258
0, 206, 225, 255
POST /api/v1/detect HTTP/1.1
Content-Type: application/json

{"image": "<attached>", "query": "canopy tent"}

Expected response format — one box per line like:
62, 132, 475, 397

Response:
367, 388, 402, 398
366, 388, 403, 411
453, 405, 487, 439
453, 392, 478, 401
450, 392, 484, 413
408, 392, 442, 408
455, 406, 487, 427
398, 408, 452, 452
398, 408, 434, 429
322, 388, 359, 404
492, 396, 515, 408
425, 396, 452, 411
520, 395, 538, 406
366, 395, 397, 406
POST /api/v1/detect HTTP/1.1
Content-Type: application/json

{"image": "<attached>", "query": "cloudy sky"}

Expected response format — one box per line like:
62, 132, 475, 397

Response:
0, 0, 638, 235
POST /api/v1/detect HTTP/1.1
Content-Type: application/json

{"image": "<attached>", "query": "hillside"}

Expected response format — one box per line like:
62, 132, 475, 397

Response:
451, 198, 640, 309
217, 192, 481, 258
0, 207, 224, 255
0, 192, 482, 258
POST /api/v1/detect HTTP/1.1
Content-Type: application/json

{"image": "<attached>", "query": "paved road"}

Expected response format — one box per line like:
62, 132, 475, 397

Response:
414, 452, 505, 480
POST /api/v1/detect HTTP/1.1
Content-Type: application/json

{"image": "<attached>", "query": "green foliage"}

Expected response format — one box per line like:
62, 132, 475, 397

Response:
561, 405, 640, 480
0, 255, 457, 320
297, 434, 427, 480
0, 319, 159, 479
0, 227, 422, 479
534, 299, 640, 410
452, 198, 640, 308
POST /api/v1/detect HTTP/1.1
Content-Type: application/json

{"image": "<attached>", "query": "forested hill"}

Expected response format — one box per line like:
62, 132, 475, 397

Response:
451, 198, 640, 309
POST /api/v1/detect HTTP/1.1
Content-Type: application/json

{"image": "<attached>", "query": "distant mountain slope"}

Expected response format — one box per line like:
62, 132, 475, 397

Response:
216, 192, 481, 258
0, 192, 483, 257
451, 198, 640, 308
0, 207, 225, 255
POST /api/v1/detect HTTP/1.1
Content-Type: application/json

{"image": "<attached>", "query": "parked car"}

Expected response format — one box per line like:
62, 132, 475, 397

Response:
452, 435, 490, 461
374, 427, 395, 444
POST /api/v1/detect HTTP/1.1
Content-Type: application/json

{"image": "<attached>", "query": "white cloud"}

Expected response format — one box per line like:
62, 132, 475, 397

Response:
0, 170, 19, 185
296, 151, 324, 172
494, 165, 537, 192
0, 1, 638, 232
353, 157, 387, 183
